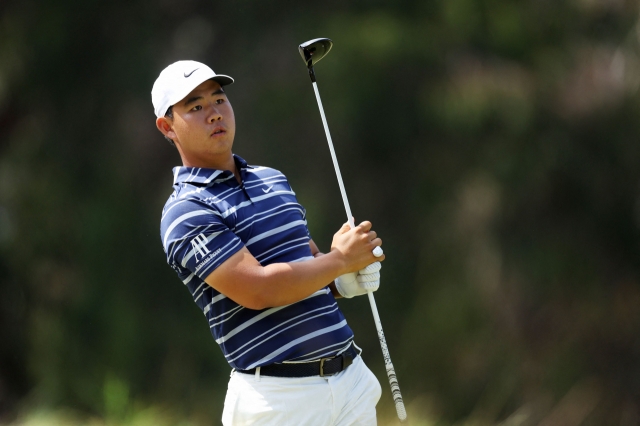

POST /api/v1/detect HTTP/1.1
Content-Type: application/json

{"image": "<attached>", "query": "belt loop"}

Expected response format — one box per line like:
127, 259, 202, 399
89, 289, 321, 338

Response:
255, 366, 261, 382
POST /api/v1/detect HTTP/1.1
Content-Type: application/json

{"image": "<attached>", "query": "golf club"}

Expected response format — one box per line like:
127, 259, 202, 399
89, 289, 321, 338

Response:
298, 37, 407, 423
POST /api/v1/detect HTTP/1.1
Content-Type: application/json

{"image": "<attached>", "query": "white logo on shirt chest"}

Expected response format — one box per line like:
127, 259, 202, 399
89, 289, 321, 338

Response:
262, 185, 273, 193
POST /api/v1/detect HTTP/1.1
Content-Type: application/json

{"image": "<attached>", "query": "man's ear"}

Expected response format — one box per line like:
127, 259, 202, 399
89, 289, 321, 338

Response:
156, 116, 177, 142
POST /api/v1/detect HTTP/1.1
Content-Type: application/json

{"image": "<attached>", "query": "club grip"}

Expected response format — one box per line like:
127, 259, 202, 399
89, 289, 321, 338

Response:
367, 292, 407, 423
386, 363, 407, 422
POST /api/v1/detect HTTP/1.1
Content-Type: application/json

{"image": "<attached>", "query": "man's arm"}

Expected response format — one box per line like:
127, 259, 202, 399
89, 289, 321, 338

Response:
309, 239, 342, 299
204, 221, 382, 309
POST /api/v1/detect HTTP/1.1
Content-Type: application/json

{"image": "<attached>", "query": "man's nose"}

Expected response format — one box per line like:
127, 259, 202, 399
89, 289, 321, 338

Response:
207, 105, 222, 122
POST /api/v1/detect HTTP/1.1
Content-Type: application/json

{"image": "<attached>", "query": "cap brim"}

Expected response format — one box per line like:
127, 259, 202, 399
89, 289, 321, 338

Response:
212, 75, 234, 86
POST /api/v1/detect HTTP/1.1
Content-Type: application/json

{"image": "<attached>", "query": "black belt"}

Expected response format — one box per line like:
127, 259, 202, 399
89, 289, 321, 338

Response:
236, 344, 359, 378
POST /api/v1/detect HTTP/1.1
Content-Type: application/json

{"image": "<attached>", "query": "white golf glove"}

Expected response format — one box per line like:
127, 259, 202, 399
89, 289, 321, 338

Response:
334, 261, 382, 298
357, 261, 381, 292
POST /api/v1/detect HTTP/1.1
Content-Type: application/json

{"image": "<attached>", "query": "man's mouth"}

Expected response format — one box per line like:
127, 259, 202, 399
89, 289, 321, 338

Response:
211, 128, 226, 136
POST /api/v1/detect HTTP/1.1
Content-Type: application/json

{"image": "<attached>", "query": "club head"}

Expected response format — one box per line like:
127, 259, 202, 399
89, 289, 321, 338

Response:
298, 38, 333, 68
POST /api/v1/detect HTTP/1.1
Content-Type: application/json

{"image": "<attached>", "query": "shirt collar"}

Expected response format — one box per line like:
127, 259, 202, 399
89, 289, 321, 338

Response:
172, 154, 251, 185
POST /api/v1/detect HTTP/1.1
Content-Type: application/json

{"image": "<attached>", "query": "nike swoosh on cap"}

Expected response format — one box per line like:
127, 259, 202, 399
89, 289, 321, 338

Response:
262, 186, 273, 193
184, 68, 199, 78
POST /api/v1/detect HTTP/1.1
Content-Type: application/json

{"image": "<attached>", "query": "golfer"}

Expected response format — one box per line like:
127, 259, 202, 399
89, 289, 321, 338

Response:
153, 60, 384, 425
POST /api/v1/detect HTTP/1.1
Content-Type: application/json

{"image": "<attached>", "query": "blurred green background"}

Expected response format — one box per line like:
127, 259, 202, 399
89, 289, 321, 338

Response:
2, 0, 640, 424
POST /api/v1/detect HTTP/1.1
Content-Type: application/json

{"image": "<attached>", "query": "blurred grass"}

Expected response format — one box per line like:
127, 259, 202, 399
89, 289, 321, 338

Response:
8, 408, 196, 426
5, 380, 609, 426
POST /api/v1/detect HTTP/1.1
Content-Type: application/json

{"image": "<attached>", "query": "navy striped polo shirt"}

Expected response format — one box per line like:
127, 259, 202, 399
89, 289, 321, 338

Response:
160, 154, 354, 370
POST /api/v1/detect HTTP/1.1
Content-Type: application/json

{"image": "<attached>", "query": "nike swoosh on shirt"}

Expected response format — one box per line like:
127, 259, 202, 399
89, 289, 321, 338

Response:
184, 68, 199, 78
262, 186, 273, 193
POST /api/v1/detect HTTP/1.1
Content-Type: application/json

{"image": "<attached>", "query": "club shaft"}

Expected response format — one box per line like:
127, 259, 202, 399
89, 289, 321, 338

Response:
311, 80, 407, 423
312, 82, 355, 229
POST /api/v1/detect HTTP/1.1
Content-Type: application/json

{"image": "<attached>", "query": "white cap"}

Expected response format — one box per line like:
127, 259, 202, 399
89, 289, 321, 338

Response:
151, 60, 234, 118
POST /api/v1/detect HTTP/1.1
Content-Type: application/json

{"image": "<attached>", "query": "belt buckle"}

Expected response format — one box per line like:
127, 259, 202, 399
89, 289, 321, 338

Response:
319, 357, 333, 377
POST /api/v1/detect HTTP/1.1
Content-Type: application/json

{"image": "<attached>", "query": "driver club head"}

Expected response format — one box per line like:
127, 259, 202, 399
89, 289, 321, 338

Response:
298, 38, 333, 68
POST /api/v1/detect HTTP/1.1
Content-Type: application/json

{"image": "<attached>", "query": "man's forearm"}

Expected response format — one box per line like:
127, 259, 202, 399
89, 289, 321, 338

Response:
205, 223, 382, 309
205, 247, 348, 310
257, 253, 347, 307
313, 249, 342, 299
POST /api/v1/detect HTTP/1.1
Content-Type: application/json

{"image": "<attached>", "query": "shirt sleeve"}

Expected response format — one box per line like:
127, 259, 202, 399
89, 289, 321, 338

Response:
161, 199, 244, 280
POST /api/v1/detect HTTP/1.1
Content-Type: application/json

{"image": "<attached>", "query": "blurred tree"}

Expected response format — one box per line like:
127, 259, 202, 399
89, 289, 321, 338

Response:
1, 0, 640, 424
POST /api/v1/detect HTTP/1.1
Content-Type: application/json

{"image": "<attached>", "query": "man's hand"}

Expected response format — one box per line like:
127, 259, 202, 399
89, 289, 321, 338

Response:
357, 261, 381, 292
330, 221, 384, 274
334, 272, 360, 298
335, 261, 382, 298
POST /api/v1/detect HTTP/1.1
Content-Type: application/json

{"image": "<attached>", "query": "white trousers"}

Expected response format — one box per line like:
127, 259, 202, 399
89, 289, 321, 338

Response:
222, 356, 382, 426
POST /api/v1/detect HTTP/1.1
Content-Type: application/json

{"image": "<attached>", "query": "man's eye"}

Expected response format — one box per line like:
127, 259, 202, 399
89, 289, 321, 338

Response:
192, 105, 202, 111
216, 99, 225, 104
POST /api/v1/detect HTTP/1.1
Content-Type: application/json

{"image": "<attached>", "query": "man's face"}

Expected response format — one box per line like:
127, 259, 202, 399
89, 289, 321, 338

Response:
159, 79, 236, 167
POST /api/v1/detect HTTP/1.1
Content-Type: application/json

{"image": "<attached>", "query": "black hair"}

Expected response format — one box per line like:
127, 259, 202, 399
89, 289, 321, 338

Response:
164, 106, 175, 146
